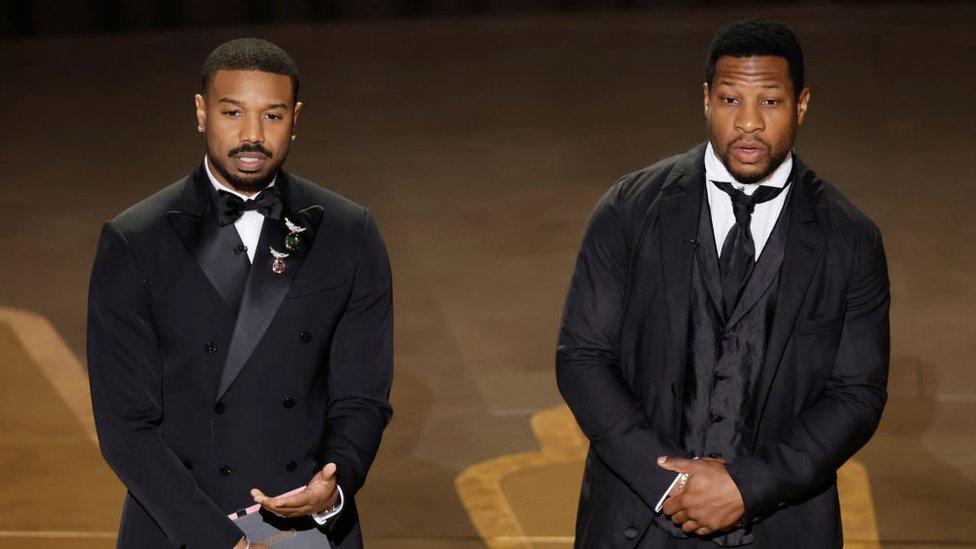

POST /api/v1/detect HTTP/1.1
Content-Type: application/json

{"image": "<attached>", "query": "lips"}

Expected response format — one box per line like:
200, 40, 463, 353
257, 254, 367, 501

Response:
232, 154, 269, 172
730, 142, 766, 164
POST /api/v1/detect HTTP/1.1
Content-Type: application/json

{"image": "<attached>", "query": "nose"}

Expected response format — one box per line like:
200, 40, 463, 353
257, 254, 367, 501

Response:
239, 113, 264, 144
734, 101, 764, 134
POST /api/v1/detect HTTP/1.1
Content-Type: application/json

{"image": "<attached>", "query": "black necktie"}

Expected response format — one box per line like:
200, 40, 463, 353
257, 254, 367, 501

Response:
712, 180, 788, 317
215, 186, 283, 226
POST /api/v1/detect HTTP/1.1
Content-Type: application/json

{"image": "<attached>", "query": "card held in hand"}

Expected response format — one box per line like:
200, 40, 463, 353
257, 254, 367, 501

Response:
230, 486, 332, 548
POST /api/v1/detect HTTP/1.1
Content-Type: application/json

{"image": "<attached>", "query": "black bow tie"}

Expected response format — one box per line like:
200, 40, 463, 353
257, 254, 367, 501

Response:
215, 187, 283, 226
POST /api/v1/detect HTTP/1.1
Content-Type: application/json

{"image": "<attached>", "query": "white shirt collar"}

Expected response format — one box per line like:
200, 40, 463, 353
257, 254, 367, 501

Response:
203, 155, 276, 200
704, 141, 793, 189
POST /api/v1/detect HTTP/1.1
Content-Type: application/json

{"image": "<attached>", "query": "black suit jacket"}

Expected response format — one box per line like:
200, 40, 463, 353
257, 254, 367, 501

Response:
556, 144, 889, 547
87, 166, 393, 549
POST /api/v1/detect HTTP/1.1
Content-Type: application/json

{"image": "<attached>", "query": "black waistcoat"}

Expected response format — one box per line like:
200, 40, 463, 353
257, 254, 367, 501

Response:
653, 184, 792, 546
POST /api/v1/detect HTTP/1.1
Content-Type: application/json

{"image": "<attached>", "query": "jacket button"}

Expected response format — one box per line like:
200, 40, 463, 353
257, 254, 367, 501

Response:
299, 331, 312, 343
214, 402, 226, 414
219, 465, 232, 477
286, 460, 298, 472
204, 341, 217, 355
624, 525, 638, 540
283, 397, 296, 409
712, 414, 725, 423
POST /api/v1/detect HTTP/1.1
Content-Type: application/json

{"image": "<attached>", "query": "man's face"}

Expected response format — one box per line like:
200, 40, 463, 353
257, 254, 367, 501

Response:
195, 70, 302, 194
704, 55, 810, 184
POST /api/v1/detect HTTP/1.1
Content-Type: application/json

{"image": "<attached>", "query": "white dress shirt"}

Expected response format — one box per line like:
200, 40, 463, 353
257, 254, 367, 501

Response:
704, 141, 793, 258
654, 142, 794, 513
204, 156, 344, 526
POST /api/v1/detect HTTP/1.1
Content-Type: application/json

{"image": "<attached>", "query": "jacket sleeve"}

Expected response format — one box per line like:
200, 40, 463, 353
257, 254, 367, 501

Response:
87, 221, 243, 548
319, 209, 394, 503
556, 182, 688, 509
726, 224, 890, 522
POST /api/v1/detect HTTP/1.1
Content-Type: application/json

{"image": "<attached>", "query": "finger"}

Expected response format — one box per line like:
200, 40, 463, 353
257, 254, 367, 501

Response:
274, 489, 318, 508
681, 519, 702, 533
266, 506, 311, 518
319, 462, 337, 479
657, 455, 696, 472
273, 504, 316, 517
251, 488, 270, 503
695, 526, 712, 536
670, 510, 688, 525
662, 493, 683, 516
256, 499, 285, 516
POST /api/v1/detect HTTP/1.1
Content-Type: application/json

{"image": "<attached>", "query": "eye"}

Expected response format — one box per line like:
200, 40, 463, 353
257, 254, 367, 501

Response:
222, 110, 241, 117
264, 113, 283, 121
761, 99, 779, 106
722, 96, 739, 105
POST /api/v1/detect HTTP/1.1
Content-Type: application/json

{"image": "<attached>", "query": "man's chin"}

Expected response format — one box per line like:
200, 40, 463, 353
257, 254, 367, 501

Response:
215, 161, 280, 193
726, 159, 773, 185
729, 169, 770, 185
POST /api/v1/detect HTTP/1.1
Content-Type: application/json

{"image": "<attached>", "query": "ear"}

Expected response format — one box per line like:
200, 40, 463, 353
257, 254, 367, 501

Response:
702, 82, 711, 119
795, 87, 811, 126
292, 101, 304, 134
194, 94, 206, 131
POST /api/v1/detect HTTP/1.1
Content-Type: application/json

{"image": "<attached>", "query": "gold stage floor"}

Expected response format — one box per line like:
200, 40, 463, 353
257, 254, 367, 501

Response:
1, 4, 975, 547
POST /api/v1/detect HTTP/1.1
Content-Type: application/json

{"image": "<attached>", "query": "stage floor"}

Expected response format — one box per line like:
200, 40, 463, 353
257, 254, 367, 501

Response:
1, 4, 975, 547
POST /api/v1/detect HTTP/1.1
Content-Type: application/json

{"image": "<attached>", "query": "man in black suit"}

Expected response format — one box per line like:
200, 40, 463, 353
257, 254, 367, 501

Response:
557, 19, 889, 547
87, 38, 393, 548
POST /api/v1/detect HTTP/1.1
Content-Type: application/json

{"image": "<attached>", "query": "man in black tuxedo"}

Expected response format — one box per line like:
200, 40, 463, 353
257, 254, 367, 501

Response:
87, 38, 393, 548
557, 19, 889, 547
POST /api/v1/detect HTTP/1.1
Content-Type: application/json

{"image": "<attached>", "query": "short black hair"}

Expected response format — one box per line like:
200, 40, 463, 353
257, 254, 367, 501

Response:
705, 19, 804, 97
201, 37, 300, 101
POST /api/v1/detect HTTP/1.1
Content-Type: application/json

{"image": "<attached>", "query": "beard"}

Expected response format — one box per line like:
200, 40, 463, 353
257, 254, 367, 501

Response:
721, 142, 790, 185
207, 142, 287, 193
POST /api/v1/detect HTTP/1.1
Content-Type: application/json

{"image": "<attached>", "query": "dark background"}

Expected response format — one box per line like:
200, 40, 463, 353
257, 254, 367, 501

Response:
1, 0, 964, 38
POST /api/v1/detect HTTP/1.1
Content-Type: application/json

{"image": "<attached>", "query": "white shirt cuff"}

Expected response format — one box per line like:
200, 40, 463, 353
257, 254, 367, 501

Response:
654, 472, 684, 513
310, 485, 344, 525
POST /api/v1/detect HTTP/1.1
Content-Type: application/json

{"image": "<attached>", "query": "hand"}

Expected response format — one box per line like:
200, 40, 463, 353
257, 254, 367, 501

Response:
251, 463, 340, 517
658, 455, 745, 536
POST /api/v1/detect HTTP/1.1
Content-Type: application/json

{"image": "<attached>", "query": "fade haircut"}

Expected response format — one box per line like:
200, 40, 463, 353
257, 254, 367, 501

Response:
201, 37, 300, 101
705, 19, 805, 97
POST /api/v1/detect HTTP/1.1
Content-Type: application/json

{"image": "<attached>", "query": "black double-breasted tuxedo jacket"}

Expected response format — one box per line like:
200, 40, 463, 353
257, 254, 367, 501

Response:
556, 144, 890, 547
87, 165, 393, 548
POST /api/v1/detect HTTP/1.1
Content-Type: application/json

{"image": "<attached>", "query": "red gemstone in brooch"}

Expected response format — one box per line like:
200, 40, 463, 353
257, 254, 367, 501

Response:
270, 247, 289, 274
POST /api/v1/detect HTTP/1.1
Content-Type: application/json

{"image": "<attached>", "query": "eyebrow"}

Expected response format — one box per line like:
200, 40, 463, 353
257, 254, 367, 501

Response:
218, 98, 289, 110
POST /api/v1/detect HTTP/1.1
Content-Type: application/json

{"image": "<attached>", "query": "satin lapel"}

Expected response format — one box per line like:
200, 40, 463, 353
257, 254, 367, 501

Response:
694, 193, 726, 323
752, 164, 827, 439
166, 165, 248, 315
216, 179, 323, 400
724, 186, 791, 330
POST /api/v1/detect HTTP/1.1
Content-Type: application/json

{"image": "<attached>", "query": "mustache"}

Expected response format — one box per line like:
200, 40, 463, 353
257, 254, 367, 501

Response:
229, 143, 273, 158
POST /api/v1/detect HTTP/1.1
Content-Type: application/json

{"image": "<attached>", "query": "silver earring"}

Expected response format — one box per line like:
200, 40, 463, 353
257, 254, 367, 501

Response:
197, 125, 204, 133
290, 134, 296, 141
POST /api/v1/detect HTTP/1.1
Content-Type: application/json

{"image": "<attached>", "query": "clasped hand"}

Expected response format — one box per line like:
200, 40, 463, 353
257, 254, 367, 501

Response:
658, 456, 745, 536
